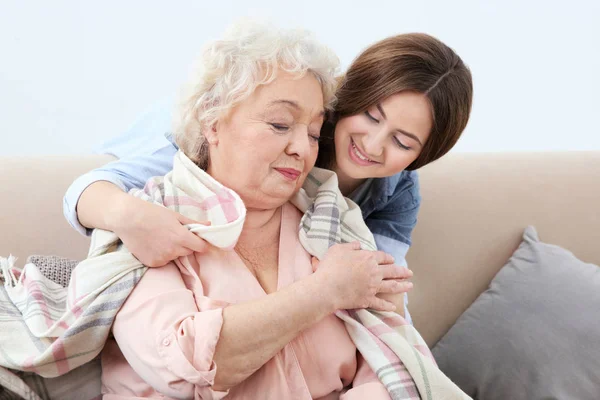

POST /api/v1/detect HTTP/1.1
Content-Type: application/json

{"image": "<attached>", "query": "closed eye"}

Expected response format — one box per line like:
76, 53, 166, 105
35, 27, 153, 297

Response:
309, 134, 321, 143
269, 123, 290, 132
393, 136, 411, 150
365, 111, 379, 123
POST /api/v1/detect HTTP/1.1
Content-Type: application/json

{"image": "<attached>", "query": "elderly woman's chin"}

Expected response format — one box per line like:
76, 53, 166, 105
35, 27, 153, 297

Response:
211, 167, 309, 211
251, 173, 309, 210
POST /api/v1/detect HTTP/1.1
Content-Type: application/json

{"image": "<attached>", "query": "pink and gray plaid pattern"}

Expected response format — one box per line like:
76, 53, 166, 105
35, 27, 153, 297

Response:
0, 151, 245, 398
292, 168, 471, 400
1, 151, 468, 399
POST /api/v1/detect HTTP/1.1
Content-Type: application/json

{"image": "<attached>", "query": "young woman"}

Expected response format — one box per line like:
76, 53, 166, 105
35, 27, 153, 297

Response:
63, 32, 473, 323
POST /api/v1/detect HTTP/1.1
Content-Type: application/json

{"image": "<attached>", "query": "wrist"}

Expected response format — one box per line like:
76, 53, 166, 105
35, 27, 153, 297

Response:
306, 268, 339, 314
105, 190, 136, 232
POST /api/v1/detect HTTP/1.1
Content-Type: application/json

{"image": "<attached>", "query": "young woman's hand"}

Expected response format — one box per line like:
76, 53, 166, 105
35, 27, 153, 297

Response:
314, 242, 413, 312
110, 195, 210, 267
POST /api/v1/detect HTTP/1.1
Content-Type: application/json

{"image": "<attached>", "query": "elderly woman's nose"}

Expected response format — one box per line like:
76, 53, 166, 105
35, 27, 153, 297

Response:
286, 126, 313, 158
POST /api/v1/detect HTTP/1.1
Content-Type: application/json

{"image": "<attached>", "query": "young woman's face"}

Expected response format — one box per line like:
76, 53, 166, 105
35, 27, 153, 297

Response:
333, 91, 432, 181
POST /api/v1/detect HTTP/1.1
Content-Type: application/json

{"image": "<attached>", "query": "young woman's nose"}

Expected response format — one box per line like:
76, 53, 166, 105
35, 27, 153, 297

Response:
362, 128, 385, 158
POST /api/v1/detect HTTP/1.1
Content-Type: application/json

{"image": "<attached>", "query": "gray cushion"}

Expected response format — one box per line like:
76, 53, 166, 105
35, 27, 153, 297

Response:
26, 255, 79, 287
432, 226, 600, 400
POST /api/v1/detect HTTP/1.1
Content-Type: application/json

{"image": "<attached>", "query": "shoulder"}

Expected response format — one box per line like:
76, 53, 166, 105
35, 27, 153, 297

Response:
96, 98, 177, 157
364, 171, 421, 246
380, 170, 421, 212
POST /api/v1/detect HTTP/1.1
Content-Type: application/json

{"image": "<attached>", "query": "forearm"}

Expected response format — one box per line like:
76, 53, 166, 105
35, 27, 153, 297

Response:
64, 139, 177, 235
213, 272, 334, 390
76, 181, 130, 231
114, 245, 403, 396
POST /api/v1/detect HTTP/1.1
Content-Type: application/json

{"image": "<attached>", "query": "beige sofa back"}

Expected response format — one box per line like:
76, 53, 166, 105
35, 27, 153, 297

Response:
1, 152, 599, 346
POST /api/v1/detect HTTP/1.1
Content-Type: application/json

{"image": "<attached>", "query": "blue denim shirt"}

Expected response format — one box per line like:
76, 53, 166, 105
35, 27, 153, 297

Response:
356, 171, 420, 247
63, 101, 421, 321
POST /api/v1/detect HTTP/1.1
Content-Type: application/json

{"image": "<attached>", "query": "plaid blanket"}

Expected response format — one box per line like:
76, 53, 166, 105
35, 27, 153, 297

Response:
1, 150, 468, 399
293, 169, 470, 400
0, 152, 245, 398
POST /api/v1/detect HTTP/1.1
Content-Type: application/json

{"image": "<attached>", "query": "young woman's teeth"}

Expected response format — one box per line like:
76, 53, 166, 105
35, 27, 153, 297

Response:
352, 142, 372, 162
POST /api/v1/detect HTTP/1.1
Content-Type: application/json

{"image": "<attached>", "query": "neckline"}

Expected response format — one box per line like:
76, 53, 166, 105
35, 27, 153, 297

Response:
230, 203, 295, 295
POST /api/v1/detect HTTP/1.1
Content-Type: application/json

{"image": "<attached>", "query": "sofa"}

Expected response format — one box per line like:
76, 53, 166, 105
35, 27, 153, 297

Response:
1, 151, 599, 398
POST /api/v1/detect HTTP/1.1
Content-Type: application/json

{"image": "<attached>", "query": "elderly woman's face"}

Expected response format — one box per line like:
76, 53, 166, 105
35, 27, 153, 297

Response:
207, 71, 325, 209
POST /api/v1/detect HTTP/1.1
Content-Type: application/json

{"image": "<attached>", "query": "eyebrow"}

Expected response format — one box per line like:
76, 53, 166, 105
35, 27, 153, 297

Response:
376, 103, 423, 147
269, 99, 326, 117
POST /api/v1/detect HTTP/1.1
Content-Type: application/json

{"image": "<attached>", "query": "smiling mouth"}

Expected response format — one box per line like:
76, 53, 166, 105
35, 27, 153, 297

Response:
350, 138, 379, 165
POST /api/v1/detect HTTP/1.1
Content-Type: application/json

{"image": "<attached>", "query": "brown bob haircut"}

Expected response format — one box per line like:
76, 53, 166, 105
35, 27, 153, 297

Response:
316, 33, 473, 171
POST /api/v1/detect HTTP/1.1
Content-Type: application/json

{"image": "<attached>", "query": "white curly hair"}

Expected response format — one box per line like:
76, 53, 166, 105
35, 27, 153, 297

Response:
173, 19, 340, 168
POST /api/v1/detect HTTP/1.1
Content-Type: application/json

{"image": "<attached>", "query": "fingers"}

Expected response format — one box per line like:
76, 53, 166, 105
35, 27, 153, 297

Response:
377, 280, 399, 294
391, 266, 413, 279
377, 279, 413, 294
140, 252, 174, 268
180, 231, 209, 254
177, 213, 212, 226
373, 250, 394, 265
143, 244, 199, 268
380, 264, 413, 280
368, 297, 397, 312
382, 279, 413, 293
139, 256, 166, 268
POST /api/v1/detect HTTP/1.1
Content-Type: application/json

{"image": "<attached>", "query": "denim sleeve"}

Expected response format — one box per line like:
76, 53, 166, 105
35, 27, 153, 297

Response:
62, 100, 177, 236
366, 173, 421, 324
365, 173, 421, 247
97, 98, 175, 158
63, 144, 177, 236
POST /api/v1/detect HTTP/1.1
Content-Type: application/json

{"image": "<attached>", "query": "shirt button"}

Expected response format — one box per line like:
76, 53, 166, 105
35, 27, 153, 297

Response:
162, 338, 171, 346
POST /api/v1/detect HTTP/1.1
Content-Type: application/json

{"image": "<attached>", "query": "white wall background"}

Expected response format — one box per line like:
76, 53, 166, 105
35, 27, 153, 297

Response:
1, 0, 598, 156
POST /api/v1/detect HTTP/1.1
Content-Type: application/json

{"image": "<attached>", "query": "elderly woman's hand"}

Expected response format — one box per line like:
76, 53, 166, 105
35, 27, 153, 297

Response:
109, 194, 210, 267
314, 242, 413, 312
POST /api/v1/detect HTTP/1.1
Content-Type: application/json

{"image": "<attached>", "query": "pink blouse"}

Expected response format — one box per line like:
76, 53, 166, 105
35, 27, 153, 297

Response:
101, 202, 391, 399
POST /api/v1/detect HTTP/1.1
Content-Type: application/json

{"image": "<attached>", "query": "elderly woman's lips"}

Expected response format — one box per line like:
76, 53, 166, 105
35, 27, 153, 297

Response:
275, 168, 301, 180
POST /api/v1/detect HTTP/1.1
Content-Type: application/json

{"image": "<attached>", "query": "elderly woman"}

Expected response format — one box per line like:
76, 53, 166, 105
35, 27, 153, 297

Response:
100, 22, 410, 399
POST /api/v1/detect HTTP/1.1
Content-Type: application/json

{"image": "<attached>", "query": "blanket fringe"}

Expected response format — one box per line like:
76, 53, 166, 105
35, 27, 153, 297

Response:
0, 366, 44, 400
0, 255, 18, 287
